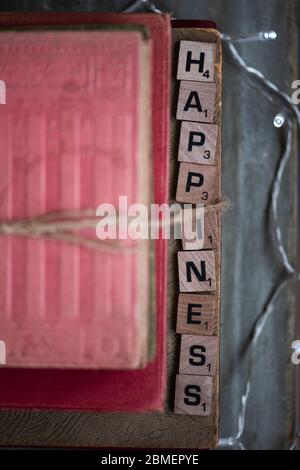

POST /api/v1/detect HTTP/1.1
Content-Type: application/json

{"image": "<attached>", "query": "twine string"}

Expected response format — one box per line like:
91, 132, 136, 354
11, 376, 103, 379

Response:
0, 202, 226, 253
0, 210, 138, 254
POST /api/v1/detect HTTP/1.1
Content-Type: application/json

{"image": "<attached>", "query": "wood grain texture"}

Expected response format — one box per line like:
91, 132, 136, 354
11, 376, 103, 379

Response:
182, 209, 218, 250
168, 25, 221, 448
176, 81, 216, 123
177, 40, 216, 82
176, 162, 218, 203
176, 293, 216, 335
178, 250, 216, 292
178, 121, 218, 164
174, 374, 213, 416
179, 334, 218, 376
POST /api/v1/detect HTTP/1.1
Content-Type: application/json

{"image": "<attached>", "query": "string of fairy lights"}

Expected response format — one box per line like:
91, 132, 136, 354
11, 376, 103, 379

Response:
123, 0, 300, 450
219, 32, 300, 451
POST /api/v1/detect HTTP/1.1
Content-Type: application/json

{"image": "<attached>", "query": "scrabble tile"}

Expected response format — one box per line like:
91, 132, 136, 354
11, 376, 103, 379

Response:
179, 334, 218, 376
174, 374, 212, 416
181, 204, 204, 250
176, 81, 216, 123
176, 293, 215, 335
182, 209, 218, 250
203, 211, 218, 249
176, 162, 217, 204
178, 250, 216, 292
177, 41, 216, 82
178, 122, 218, 165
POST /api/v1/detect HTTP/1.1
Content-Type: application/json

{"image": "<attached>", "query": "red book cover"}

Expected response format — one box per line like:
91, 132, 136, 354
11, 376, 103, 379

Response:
0, 28, 152, 370
0, 13, 170, 411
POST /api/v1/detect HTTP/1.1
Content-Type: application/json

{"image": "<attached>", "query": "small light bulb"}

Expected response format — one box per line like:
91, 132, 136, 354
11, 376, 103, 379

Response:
264, 31, 277, 40
273, 113, 285, 128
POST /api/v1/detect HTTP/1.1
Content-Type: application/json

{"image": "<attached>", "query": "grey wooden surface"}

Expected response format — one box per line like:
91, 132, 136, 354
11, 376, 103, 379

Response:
0, 0, 298, 450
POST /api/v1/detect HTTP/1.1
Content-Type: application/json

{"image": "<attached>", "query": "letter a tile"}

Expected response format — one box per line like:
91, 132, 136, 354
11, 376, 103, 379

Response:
176, 81, 216, 123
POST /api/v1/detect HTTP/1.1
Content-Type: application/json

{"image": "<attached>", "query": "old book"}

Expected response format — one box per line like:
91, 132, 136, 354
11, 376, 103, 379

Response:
0, 28, 152, 370
0, 12, 170, 413
0, 15, 221, 448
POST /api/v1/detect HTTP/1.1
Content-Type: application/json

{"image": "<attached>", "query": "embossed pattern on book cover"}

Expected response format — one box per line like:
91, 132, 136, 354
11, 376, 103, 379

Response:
0, 30, 151, 369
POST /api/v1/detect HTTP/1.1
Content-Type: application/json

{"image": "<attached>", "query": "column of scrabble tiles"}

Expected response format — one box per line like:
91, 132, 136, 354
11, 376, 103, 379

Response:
174, 41, 219, 417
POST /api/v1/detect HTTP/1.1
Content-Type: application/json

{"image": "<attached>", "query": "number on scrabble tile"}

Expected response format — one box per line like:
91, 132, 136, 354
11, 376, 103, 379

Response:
176, 293, 215, 335
202, 210, 218, 249
179, 334, 218, 376
178, 250, 216, 292
176, 81, 216, 123
177, 41, 216, 82
174, 374, 212, 416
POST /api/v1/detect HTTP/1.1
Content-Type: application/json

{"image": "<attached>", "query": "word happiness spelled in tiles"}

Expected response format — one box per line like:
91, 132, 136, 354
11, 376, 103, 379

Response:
174, 40, 219, 416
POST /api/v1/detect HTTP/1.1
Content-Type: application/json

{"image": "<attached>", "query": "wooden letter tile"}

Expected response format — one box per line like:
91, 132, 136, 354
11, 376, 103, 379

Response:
176, 81, 216, 123
176, 293, 215, 335
178, 122, 218, 165
179, 334, 218, 376
176, 162, 217, 204
174, 374, 212, 416
203, 210, 218, 249
177, 41, 216, 82
178, 250, 216, 292
181, 204, 204, 250
182, 209, 218, 250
